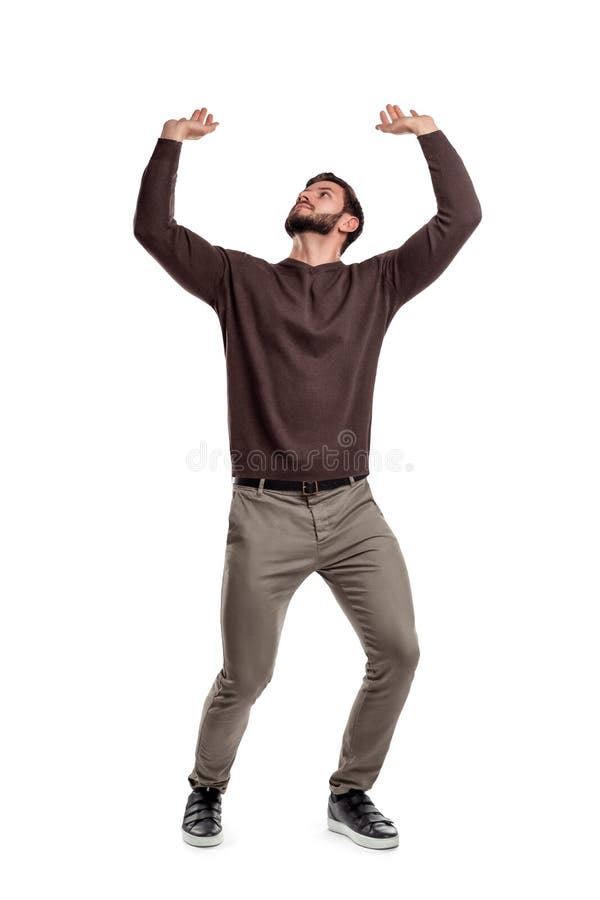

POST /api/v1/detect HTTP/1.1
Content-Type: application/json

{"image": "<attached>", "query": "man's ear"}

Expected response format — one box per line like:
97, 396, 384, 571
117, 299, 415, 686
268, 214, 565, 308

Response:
343, 216, 360, 234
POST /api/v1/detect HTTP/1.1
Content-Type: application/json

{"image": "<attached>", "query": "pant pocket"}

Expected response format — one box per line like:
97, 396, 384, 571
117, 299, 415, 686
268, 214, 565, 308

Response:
228, 489, 240, 526
365, 484, 384, 517
371, 498, 384, 516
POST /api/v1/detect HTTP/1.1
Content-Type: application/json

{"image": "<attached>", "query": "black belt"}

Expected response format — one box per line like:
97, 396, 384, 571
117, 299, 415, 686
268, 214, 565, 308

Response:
233, 473, 368, 495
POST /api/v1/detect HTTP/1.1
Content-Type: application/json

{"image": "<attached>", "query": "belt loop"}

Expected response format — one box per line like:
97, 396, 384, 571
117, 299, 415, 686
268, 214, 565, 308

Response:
349, 476, 355, 484
257, 477, 266, 496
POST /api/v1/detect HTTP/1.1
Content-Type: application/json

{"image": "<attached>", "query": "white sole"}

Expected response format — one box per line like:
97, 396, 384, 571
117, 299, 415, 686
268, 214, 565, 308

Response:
182, 828, 224, 847
327, 817, 399, 849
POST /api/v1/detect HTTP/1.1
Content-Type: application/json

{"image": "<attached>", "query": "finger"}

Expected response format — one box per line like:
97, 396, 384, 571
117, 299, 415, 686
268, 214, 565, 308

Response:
379, 109, 390, 124
390, 103, 406, 118
387, 103, 401, 119
409, 109, 419, 116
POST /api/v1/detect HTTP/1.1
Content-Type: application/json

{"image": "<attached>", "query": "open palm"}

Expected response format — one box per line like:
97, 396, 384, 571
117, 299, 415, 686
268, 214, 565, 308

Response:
161, 106, 220, 141
375, 103, 435, 136
185, 107, 220, 139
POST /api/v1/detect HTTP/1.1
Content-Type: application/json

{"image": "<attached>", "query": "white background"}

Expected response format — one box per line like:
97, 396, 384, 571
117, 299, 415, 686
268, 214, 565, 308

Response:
2, 0, 599, 896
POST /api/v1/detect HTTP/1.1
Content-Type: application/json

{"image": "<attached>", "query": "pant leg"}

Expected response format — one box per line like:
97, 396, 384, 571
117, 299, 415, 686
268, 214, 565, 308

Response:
316, 480, 420, 794
187, 485, 315, 793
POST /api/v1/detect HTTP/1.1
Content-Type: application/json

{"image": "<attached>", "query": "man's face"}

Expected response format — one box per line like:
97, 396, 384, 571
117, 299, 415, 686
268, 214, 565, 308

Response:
284, 181, 348, 240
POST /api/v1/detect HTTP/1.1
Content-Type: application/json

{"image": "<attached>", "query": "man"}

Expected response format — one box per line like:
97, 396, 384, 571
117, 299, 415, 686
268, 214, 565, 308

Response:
133, 103, 482, 850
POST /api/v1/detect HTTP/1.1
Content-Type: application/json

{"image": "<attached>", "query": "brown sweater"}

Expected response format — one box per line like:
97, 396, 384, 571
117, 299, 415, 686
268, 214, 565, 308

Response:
133, 129, 481, 481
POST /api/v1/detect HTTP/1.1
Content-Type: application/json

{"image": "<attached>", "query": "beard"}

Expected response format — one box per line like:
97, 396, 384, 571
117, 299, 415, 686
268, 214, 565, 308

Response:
284, 206, 344, 240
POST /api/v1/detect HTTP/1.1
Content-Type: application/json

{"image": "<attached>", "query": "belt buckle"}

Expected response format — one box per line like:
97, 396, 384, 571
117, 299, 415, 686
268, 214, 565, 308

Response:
302, 480, 319, 496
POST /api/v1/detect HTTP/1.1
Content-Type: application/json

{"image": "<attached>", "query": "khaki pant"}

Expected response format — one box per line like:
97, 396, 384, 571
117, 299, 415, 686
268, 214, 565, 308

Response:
187, 476, 420, 795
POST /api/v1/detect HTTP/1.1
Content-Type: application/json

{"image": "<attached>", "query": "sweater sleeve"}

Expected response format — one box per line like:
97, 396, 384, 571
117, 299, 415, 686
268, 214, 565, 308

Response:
133, 138, 227, 311
377, 129, 482, 322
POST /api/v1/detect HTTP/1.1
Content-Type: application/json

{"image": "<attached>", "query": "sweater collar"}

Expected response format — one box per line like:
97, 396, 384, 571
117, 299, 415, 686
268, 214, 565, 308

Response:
277, 258, 345, 271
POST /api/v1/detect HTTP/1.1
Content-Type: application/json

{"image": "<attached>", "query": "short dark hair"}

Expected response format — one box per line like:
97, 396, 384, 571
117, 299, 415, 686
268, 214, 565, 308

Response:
304, 172, 364, 256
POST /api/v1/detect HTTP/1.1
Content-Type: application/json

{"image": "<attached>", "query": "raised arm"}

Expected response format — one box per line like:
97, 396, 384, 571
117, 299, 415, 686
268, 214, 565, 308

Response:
374, 105, 482, 320
133, 108, 227, 311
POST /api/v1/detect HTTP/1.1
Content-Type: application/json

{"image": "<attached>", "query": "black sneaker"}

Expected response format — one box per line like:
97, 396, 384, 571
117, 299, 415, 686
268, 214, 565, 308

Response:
327, 788, 399, 849
182, 786, 223, 847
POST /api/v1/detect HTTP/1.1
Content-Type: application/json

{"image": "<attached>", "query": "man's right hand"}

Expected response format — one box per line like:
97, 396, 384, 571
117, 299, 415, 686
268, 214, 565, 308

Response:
160, 107, 220, 142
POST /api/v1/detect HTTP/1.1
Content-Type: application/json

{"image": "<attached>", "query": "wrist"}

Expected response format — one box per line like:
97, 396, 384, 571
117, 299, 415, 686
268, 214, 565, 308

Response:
413, 120, 438, 137
160, 121, 187, 142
